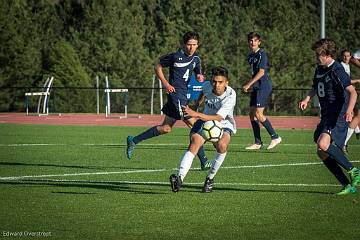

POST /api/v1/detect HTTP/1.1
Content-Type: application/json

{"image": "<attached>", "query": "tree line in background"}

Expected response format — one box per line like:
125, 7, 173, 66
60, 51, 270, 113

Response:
0, 0, 359, 114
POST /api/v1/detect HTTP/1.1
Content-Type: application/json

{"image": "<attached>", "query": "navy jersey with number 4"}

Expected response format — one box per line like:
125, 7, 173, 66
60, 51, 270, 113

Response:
160, 48, 202, 105
312, 60, 351, 120
247, 49, 271, 89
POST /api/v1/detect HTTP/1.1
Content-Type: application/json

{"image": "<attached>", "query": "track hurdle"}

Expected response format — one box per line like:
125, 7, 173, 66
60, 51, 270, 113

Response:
104, 76, 128, 118
25, 76, 54, 116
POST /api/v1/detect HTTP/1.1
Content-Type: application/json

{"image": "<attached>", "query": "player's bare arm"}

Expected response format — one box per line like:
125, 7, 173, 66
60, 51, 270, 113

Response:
350, 57, 360, 68
196, 74, 205, 82
351, 79, 360, 85
345, 85, 357, 122
155, 63, 175, 93
242, 68, 265, 92
183, 105, 223, 122
299, 88, 316, 110
191, 93, 204, 111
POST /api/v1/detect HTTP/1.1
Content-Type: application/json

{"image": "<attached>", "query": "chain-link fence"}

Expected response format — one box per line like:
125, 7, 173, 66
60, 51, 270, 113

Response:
0, 86, 330, 116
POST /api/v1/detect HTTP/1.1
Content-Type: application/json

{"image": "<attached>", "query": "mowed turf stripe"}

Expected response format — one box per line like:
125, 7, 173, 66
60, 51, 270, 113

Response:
1, 160, 359, 181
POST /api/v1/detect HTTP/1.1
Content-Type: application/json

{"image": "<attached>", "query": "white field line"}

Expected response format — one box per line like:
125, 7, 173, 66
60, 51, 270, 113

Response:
1, 161, 359, 181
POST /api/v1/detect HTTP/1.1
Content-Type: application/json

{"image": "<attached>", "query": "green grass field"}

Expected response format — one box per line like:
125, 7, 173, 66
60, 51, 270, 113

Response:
0, 124, 359, 240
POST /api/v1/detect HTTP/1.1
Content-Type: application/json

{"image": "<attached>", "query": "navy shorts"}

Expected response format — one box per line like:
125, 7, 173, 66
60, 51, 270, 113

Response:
250, 88, 272, 108
191, 120, 234, 136
313, 118, 347, 148
161, 93, 188, 120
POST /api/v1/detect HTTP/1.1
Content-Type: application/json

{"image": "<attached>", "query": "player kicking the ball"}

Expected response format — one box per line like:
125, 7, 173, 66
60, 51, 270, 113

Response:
170, 66, 236, 193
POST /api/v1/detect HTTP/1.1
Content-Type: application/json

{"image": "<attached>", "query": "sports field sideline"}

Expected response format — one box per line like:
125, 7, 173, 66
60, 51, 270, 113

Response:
0, 116, 359, 240
0, 112, 319, 129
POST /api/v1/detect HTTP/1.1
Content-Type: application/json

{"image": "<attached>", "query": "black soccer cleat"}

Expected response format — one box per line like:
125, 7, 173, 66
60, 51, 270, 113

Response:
202, 177, 214, 193
356, 132, 360, 140
169, 174, 182, 192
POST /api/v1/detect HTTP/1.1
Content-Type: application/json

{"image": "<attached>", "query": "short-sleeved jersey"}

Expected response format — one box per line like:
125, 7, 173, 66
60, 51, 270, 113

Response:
159, 48, 202, 104
247, 48, 272, 89
202, 81, 237, 133
312, 60, 351, 120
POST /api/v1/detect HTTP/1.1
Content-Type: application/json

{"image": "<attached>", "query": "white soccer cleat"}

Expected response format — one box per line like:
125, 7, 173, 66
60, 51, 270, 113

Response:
245, 143, 263, 150
267, 137, 282, 150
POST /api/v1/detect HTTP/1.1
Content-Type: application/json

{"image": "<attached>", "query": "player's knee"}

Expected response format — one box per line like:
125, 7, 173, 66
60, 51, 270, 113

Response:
317, 148, 328, 160
159, 125, 172, 134
317, 141, 329, 152
354, 107, 359, 115
216, 141, 228, 153
255, 112, 265, 122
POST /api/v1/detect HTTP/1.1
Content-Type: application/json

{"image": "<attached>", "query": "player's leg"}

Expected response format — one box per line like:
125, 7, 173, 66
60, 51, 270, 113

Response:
315, 129, 355, 195
170, 132, 205, 192
318, 126, 359, 190
344, 116, 357, 153
245, 103, 263, 150
318, 132, 353, 170
203, 130, 231, 193
353, 106, 360, 140
318, 149, 353, 194
344, 105, 360, 151
254, 89, 281, 150
185, 117, 209, 170
254, 107, 281, 149
126, 115, 176, 160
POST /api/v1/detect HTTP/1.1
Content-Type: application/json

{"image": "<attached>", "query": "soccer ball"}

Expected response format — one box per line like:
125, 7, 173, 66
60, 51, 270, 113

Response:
354, 48, 360, 59
200, 120, 224, 142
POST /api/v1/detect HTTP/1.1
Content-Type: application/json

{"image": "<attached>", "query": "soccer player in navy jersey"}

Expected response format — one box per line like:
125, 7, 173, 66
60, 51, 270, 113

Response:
126, 31, 211, 170
169, 66, 236, 193
299, 38, 360, 195
243, 32, 281, 150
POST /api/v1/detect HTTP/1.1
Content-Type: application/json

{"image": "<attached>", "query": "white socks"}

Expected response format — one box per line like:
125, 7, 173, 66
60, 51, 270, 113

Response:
207, 152, 227, 179
178, 151, 195, 181
345, 127, 355, 145
355, 126, 360, 134
178, 151, 228, 182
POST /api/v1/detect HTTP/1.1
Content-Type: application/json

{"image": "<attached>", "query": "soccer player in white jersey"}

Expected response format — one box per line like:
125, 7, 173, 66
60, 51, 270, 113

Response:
340, 49, 360, 153
169, 66, 237, 193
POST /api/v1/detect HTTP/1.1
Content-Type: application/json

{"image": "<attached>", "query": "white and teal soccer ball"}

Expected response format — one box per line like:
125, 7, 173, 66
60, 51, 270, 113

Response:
200, 120, 224, 142
353, 48, 360, 59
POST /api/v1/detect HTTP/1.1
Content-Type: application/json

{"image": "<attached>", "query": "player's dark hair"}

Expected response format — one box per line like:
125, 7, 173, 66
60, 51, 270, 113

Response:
183, 31, 200, 44
247, 32, 261, 41
212, 66, 228, 79
312, 38, 337, 58
340, 49, 351, 57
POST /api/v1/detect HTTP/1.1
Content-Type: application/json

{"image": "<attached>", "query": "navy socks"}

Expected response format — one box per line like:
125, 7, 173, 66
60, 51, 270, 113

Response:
250, 120, 262, 144
322, 156, 350, 186
132, 126, 208, 165
197, 146, 208, 165
261, 119, 278, 140
251, 119, 279, 143
326, 144, 353, 171
133, 126, 160, 144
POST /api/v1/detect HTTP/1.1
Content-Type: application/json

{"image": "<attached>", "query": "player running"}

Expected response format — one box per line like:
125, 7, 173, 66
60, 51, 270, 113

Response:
299, 38, 360, 195
126, 31, 211, 170
170, 66, 236, 193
